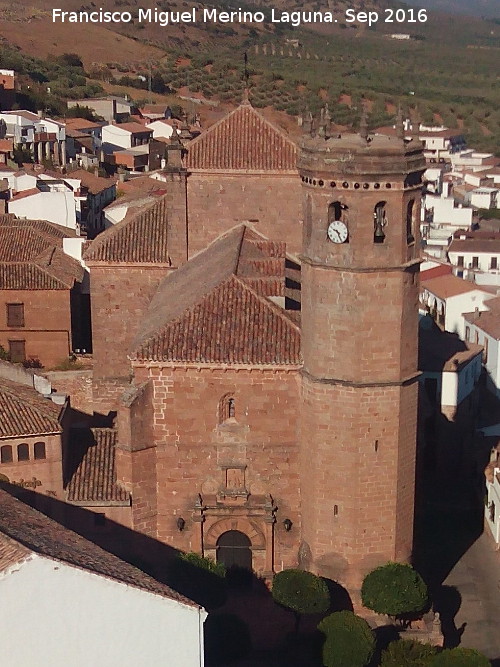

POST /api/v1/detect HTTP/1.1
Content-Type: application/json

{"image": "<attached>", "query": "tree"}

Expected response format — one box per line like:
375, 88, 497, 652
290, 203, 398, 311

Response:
318, 611, 375, 667
361, 562, 428, 622
13, 143, 33, 167
429, 647, 491, 666
380, 639, 438, 667
272, 568, 330, 633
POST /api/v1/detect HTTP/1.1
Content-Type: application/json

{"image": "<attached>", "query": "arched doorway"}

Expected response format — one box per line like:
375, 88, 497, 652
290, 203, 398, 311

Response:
216, 530, 252, 570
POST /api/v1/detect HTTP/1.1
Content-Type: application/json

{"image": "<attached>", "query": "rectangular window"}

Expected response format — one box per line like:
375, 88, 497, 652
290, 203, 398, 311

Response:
483, 337, 488, 364
491, 257, 498, 270
8, 340, 25, 363
6, 303, 24, 327
472, 256, 479, 269
457, 256, 464, 267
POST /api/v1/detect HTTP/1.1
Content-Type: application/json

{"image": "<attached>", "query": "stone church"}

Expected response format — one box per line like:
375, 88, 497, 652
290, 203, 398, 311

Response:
6, 101, 425, 590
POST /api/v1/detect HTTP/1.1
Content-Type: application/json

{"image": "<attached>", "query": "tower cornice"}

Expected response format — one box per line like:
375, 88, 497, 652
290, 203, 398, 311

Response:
299, 256, 421, 273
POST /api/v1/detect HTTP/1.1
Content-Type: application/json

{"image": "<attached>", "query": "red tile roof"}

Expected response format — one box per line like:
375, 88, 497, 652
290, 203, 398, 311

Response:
0, 532, 31, 571
464, 307, 500, 340
68, 169, 116, 195
10, 187, 39, 201
83, 194, 170, 264
66, 428, 129, 505
419, 324, 482, 372
0, 488, 200, 606
421, 274, 488, 299
116, 122, 153, 135
449, 238, 500, 254
133, 226, 300, 365
0, 377, 62, 438
0, 217, 83, 289
186, 101, 297, 171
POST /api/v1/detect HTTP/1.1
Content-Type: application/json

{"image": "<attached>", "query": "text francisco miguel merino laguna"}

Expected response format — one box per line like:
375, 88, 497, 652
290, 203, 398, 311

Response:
52, 6, 358, 27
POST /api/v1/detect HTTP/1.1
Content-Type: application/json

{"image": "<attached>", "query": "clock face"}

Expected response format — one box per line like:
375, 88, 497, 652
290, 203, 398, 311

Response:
327, 220, 348, 244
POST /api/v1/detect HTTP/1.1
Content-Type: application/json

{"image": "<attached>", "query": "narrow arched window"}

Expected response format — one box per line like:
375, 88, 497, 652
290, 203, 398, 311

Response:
1, 445, 13, 463
34, 442, 46, 460
374, 201, 387, 244
407, 199, 415, 244
17, 444, 29, 461
218, 394, 236, 423
328, 201, 348, 223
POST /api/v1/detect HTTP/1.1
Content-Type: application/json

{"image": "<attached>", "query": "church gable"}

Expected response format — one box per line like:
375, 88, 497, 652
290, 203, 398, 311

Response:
185, 102, 297, 172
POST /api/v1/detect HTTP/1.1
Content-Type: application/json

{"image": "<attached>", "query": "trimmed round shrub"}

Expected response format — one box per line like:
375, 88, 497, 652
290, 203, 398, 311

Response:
430, 647, 491, 666
179, 551, 226, 577
361, 562, 428, 618
318, 611, 375, 667
272, 569, 330, 616
380, 639, 438, 667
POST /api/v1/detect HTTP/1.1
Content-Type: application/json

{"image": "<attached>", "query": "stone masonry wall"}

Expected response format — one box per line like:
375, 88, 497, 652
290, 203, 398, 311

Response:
187, 172, 303, 257
0, 289, 72, 368
130, 365, 302, 573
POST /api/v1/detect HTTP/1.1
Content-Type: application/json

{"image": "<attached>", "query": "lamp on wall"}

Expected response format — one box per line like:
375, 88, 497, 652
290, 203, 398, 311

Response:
283, 518, 293, 532
176, 517, 186, 532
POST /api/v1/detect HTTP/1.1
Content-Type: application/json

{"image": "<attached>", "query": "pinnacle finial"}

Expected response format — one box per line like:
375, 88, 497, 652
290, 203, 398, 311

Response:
396, 104, 405, 140
359, 107, 368, 141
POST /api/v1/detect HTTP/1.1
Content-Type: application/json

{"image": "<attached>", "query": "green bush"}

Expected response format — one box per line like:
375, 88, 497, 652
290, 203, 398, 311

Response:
361, 562, 428, 619
429, 647, 491, 666
272, 569, 330, 616
380, 639, 438, 667
167, 552, 227, 609
318, 611, 375, 667
179, 552, 226, 578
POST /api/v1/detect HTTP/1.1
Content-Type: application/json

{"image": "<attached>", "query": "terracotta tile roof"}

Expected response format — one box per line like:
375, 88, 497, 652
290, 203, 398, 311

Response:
186, 101, 297, 171
116, 122, 153, 135
0, 488, 200, 606
68, 169, 116, 195
83, 194, 170, 264
2, 110, 39, 122
449, 238, 500, 254
0, 532, 32, 571
66, 428, 129, 504
10, 187, 39, 201
0, 219, 83, 289
0, 377, 62, 438
419, 324, 482, 372
464, 307, 500, 340
64, 118, 102, 131
421, 274, 488, 299
133, 226, 300, 365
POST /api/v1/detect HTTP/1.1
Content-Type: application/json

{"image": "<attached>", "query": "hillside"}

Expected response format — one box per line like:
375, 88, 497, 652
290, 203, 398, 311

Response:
405, 0, 499, 19
1, 0, 499, 154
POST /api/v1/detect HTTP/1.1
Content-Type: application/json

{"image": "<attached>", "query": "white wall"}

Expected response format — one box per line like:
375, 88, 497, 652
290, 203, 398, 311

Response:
446, 291, 492, 337
146, 120, 174, 139
485, 469, 500, 544
0, 555, 206, 667
102, 125, 131, 149
465, 323, 500, 397
8, 191, 76, 229
425, 193, 473, 227
448, 249, 500, 274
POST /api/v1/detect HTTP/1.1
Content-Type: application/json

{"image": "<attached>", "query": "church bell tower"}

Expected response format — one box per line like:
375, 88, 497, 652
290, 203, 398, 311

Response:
298, 115, 426, 589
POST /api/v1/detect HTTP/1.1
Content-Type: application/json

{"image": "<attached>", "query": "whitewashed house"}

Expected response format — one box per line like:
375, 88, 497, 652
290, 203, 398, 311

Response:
463, 299, 500, 397
448, 237, 500, 285
0, 488, 206, 667
420, 273, 495, 337
485, 447, 500, 546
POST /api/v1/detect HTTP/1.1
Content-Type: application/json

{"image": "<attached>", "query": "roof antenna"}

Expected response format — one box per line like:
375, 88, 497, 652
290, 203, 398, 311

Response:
396, 104, 405, 140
